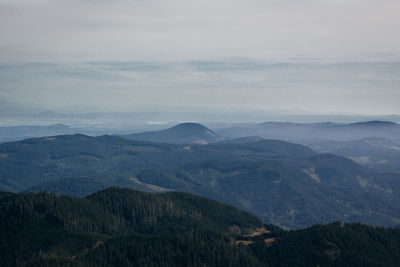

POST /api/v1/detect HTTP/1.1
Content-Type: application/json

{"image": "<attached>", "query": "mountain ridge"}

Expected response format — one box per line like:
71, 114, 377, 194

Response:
217, 120, 400, 144
1, 133, 400, 228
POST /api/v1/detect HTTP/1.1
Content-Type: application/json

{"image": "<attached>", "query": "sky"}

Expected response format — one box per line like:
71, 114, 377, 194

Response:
0, 0, 400, 115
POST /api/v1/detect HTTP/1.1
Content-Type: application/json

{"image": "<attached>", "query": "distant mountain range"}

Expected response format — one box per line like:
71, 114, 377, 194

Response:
4, 120, 398, 145
120, 120, 400, 172
1, 126, 400, 228
121, 122, 224, 144
216, 121, 400, 173
1, 188, 400, 266
217, 120, 400, 144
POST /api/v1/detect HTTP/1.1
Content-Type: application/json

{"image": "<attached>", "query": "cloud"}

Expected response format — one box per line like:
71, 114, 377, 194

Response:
1, 0, 400, 62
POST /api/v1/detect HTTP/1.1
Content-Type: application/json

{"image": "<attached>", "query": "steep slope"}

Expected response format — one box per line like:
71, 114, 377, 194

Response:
122, 122, 224, 144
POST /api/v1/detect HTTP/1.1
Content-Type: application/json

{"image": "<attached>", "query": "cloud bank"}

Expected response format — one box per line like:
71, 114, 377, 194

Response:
1, 0, 399, 62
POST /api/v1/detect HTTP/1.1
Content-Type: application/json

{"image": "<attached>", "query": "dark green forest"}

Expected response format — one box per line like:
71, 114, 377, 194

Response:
1, 188, 399, 266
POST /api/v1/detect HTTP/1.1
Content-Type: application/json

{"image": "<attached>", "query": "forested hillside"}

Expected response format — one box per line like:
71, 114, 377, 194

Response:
0, 188, 262, 266
0, 188, 399, 266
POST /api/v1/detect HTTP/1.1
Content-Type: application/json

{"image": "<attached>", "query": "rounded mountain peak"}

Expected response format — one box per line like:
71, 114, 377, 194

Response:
170, 123, 210, 132
123, 122, 223, 144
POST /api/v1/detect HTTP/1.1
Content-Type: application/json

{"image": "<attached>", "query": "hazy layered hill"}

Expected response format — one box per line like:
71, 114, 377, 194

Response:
122, 122, 224, 144
1, 188, 400, 266
217, 121, 400, 172
1, 133, 400, 228
310, 137, 400, 173
218, 120, 400, 144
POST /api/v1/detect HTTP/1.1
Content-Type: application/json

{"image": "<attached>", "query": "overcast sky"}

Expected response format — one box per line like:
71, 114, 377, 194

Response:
1, 0, 400, 115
